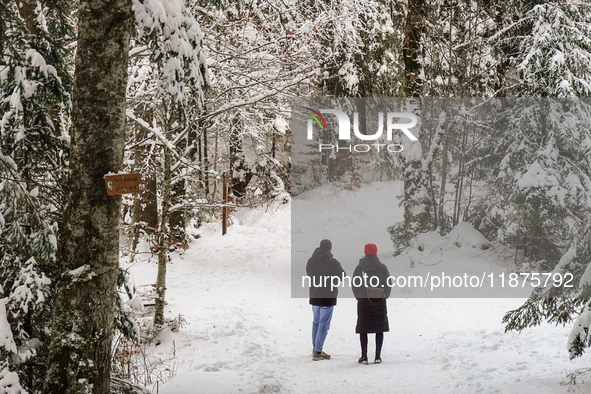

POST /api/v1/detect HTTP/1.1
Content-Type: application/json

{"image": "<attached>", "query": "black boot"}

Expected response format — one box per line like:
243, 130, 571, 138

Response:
375, 333, 383, 364
359, 333, 368, 364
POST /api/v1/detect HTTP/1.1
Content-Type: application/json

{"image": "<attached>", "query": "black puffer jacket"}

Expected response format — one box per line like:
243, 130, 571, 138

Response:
352, 255, 391, 300
352, 255, 391, 334
306, 248, 346, 306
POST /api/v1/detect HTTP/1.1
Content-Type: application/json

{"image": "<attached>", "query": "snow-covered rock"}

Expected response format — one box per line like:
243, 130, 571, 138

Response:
446, 222, 491, 249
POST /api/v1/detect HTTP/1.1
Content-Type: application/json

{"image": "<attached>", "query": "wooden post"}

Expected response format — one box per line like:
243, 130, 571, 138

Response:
222, 171, 229, 235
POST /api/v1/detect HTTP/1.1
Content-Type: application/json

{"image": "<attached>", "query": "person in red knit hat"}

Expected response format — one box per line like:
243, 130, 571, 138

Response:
352, 243, 392, 365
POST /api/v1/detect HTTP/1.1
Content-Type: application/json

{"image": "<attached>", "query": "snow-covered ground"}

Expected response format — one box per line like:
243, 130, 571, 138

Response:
125, 182, 591, 393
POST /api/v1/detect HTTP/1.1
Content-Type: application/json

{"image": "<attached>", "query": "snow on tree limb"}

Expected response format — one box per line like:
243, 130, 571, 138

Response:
0, 299, 17, 354
132, 0, 209, 110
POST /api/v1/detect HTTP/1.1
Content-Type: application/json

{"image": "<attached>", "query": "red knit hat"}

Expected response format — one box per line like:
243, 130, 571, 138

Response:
364, 243, 377, 256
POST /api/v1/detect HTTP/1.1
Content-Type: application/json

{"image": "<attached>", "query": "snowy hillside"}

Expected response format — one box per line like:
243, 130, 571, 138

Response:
125, 182, 591, 393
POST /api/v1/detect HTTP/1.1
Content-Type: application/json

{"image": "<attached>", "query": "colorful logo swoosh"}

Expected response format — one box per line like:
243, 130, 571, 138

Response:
303, 107, 328, 132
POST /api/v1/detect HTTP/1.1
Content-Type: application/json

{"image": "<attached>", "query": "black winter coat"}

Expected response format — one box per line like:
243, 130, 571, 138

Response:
306, 248, 346, 306
352, 255, 391, 334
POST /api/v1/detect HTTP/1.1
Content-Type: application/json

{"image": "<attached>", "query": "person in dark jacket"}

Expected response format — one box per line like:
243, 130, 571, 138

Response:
352, 243, 392, 365
306, 239, 346, 361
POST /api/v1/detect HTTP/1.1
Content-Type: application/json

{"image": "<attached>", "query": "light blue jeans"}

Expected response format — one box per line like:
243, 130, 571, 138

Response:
312, 305, 334, 352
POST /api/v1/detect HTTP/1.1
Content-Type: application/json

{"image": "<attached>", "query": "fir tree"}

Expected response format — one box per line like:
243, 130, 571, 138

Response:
0, 0, 73, 391
497, 0, 591, 364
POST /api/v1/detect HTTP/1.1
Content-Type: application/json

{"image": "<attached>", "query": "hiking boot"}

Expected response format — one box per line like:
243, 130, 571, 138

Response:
358, 356, 368, 365
313, 351, 331, 361
374, 356, 382, 364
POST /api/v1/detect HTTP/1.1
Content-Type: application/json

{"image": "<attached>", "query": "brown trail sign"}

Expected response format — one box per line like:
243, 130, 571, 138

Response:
104, 173, 143, 195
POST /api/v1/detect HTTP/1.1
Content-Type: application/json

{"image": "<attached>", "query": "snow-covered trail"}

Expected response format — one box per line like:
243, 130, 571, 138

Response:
126, 183, 591, 393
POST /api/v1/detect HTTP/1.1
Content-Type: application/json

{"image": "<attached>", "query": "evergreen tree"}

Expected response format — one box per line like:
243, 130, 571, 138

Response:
313, 0, 405, 97
387, 0, 434, 253
494, 1, 591, 365
0, 0, 73, 391
495, 0, 591, 97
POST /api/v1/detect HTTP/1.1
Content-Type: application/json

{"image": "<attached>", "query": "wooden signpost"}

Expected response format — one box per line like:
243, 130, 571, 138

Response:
222, 172, 229, 235
104, 173, 143, 195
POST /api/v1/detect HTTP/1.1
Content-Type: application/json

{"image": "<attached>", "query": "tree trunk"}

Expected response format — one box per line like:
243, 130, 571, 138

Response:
229, 124, 253, 197
203, 124, 209, 195
212, 128, 219, 200
493, 0, 510, 96
403, 0, 424, 97
132, 123, 158, 250
197, 127, 203, 185
168, 177, 187, 246
136, 176, 158, 229
44, 0, 133, 393
399, 0, 431, 241
17, 1, 39, 36
524, 104, 548, 263
168, 131, 187, 246
438, 120, 451, 231
0, 8, 4, 66
154, 142, 172, 330
452, 126, 468, 226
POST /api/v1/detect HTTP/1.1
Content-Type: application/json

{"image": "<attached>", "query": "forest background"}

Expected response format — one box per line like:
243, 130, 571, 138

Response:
3, 0, 591, 393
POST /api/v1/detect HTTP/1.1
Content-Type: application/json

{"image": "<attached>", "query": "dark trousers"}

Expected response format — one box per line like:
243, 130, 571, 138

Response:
360, 332, 383, 358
